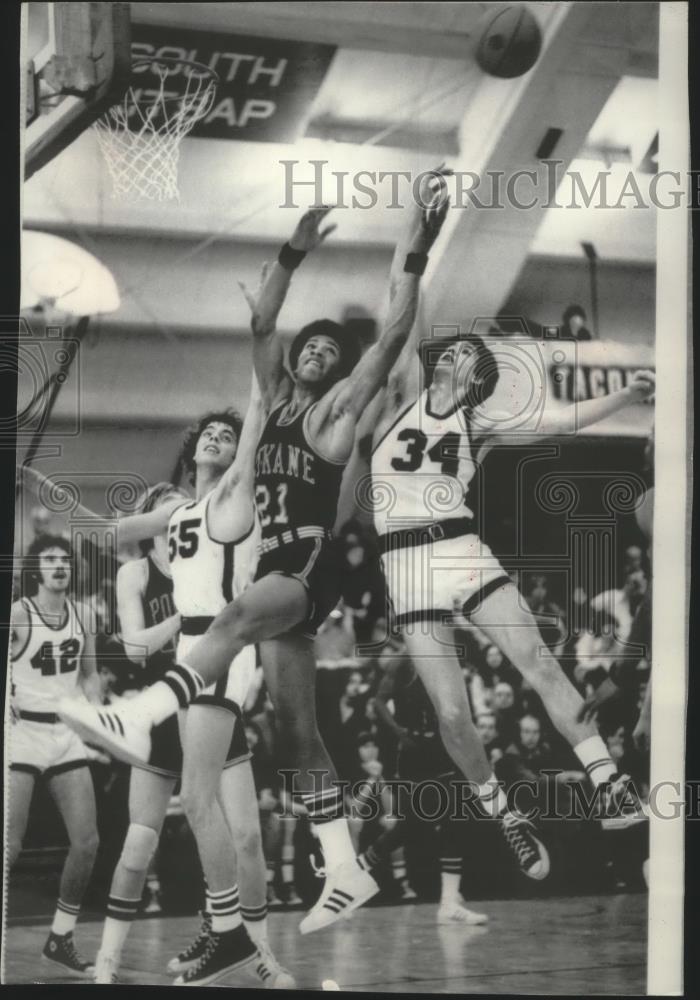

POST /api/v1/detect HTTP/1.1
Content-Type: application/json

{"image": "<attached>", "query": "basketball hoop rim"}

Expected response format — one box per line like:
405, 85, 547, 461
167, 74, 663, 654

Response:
131, 55, 219, 85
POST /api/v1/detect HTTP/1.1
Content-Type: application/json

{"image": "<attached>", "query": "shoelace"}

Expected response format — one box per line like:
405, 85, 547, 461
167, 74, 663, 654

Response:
61, 936, 85, 968
178, 915, 212, 961
186, 933, 221, 979
501, 818, 537, 866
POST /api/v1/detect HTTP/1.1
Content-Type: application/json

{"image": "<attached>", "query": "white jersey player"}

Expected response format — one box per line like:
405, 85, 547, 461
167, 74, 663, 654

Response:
8, 534, 100, 976
361, 210, 655, 897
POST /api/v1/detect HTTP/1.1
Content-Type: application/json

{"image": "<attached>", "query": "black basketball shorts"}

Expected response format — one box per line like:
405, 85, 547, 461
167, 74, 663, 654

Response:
133, 702, 250, 780
254, 535, 342, 638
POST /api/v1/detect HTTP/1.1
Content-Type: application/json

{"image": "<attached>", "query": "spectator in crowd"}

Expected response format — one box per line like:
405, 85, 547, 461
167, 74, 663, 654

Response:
561, 304, 593, 341
492, 682, 519, 747
590, 569, 647, 644
337, 520, 387, 644
574, 610, 620, 688
28, 503, 53, 545
475, 712, 503, 769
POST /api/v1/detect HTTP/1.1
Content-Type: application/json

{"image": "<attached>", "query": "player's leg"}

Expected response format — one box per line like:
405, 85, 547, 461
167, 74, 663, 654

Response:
58, 575, 308, 764
435, 774, 488, 926
173, 705, 259, 987
218, 760, 295, 988
7, 768, 37, 869
394, 628, 549, 879
469, 581, 618, 785
95, 767, 175, 983
260, 634, 379, 932
44, 763, 99, 975
402, 626, 495, 791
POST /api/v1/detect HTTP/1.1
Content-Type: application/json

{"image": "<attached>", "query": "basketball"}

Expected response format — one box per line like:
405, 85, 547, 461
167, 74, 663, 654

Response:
475, 4, 542, 79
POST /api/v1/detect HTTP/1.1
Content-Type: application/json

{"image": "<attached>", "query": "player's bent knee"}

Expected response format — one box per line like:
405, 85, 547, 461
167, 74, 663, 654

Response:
71, 828, 100, 860
120, 823, 159, 874
231, 823, 263, 858
210, 600, 257, 647
179, 786, 215, 828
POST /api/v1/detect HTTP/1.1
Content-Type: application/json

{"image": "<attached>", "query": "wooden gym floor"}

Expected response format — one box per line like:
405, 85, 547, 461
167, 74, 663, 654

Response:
3, 893, 646, 992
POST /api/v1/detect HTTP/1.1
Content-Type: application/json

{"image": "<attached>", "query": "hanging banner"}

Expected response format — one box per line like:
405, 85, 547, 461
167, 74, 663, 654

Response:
131, 24, 336, 142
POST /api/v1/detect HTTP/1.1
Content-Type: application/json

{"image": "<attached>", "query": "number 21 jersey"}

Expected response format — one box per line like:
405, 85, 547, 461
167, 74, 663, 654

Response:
11, 597, 86, 713
371, 391, 482, 536
254, 402, 345, 542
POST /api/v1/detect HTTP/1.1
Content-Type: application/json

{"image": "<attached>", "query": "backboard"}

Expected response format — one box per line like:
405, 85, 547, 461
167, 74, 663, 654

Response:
23, 2, 132, 179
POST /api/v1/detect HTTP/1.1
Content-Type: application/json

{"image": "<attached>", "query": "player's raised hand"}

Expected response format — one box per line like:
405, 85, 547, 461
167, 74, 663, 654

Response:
627, 369, 655, 403
238, 261, 271, 315
289, 206, 337, 253
409, 188, 450, 254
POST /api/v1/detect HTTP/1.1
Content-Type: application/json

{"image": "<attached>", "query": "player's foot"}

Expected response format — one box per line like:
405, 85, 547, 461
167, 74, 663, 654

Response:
499, 811, 550, 880
282, 884, 303, 906
397, 881, 417, 901
600, 773, 649, 830
436, 901, 489, 926
255, 937, 297, 989
173, 925, 258, 986
57, 698, 151, 767
41, 932, 95, 977
299, 859, 379, 935
167, 912, 212, 974
94, 951, 120, 984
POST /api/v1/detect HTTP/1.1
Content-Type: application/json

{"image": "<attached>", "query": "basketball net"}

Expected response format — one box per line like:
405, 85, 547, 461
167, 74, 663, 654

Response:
93, 59, 218, 202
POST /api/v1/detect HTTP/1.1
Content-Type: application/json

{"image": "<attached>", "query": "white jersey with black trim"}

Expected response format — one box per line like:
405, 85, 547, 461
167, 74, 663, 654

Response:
371, 391, 486, 537
168, 492, 258, 617
11, 597, 86, 713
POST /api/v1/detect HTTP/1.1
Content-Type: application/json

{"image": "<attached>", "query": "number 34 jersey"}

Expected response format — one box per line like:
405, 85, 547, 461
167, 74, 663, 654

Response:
371, 391, 485, 536
168, 493, 258, 618
11, 597, 86, 713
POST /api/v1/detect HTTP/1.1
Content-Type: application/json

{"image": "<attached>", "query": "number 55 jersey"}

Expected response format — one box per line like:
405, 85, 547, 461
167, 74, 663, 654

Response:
371, 392, 510, 626
168, 493, 258, 715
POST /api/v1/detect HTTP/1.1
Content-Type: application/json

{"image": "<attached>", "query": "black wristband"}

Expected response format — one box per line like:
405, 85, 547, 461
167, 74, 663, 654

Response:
404, 252, 428, 276
278, 242, 307, 271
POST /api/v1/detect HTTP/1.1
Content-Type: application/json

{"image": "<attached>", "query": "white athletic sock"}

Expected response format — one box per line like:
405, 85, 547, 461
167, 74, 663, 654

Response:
440, 871, 462, 906
132, 660, 204, 727
477, 775, 508, 817
208, 885, 242, 933
313, 819, 356, 872
100, 895, 141, 958
243, 915, 268, 946
574, 735, 616, 787
51, 899, 79, 935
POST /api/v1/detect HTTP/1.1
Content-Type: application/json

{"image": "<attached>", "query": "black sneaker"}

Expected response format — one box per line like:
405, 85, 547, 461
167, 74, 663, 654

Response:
499, 812, 550, 880
167, 911, 212, 974
173, 925, 258, 986
601, 773, 648, 830
42, 932, 94, 977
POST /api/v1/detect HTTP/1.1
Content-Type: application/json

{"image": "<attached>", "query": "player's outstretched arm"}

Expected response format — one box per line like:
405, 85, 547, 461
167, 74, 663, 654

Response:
326, 192, 449, 423
537, 370, 655, 436
17, 465, 185, 548
251, 206, 336, 408
116, 559, 181, 664
385, 165, 452, 409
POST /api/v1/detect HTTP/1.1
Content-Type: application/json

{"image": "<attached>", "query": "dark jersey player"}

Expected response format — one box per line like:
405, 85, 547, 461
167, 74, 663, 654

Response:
59, 176, 451, 935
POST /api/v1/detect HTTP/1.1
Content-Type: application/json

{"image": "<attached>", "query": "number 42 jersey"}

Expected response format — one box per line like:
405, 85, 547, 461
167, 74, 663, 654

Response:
371, 391, 484, 536
11, 597, 86, 713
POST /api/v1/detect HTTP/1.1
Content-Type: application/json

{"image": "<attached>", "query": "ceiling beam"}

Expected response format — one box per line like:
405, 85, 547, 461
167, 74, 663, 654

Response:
131, 1, 483, 59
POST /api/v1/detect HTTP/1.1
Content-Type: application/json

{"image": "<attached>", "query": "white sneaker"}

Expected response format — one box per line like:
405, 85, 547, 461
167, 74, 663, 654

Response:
299, 859, 379, 935
57, 698, 151, 767
254, 938, 297, 989
94, 951, 120, 984
437, 902, 489, 926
